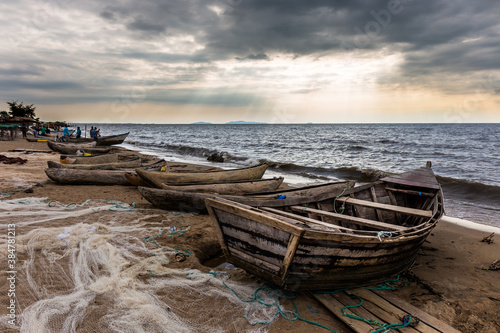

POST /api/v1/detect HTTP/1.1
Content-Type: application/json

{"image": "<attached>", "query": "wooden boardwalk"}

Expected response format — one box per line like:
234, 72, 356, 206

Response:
313, 288, 462, 333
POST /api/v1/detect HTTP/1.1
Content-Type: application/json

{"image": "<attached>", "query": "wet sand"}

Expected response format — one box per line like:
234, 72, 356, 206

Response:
1, 137, 499, 332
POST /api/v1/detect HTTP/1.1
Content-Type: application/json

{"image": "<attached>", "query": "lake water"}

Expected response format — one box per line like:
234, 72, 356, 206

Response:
87, 123, 500, 228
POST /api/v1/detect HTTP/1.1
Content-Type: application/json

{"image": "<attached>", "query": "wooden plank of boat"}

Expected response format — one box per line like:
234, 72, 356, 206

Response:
135, 163, 268, 187
45, 168, 131, 185
205, 164, 445, 290
160, 177, 284, 194
25, 138, 48, 142
313, 289, 456, 333
138, 180, 354, 212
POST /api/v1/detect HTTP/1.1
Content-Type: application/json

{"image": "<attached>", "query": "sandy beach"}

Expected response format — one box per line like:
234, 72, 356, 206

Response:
1, 137, 499, 333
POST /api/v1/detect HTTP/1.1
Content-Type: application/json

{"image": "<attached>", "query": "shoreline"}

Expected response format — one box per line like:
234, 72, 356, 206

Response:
1, 136, 499, 332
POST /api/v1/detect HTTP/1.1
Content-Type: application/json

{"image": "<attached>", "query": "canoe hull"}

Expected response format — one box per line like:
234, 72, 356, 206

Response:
139, 180, 354, 213
136, 163, 268, 187
47, 141, 112, 155
45, 168, 131, 185
159, 177, 284, 194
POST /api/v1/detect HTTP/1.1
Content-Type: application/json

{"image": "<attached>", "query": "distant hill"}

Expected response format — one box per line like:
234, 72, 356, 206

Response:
225, 120, 267, 124
191, 121, 212, 124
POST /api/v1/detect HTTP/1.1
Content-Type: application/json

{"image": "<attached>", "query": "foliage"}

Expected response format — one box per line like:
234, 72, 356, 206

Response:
0, 111, 8, 118
7, 100, 36, 118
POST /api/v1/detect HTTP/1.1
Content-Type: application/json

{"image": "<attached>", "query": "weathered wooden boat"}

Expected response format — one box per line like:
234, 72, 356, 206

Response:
135, 163, 268, 187
205, 163, 444, 290
47, 159, 165, 170
95, 132, 129, 146
139, 180, 355, 213
47, 141, 112, 155
45, 168, 132, 185
125, 162, 223, 186
60, 154, 119, 164
159, 177, 284, 194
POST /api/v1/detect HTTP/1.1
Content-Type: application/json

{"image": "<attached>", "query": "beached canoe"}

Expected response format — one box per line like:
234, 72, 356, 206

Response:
125, 162, 223, 186
60, 154, 119, 164
47, 159, 165, 170
45, 168, 132, 185
160, 177, 285, 194
205, 163, 444, 290
65, 132, 129, 146
139, 180, 355, 213
135, 163, 268, 187
47, 141, 112, 155
95, 132, 129, 146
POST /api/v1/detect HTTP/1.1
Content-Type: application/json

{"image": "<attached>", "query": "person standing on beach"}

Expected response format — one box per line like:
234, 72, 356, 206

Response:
76, 126, 81, 138
63, 125, 70, 142
20, 124, 27, 138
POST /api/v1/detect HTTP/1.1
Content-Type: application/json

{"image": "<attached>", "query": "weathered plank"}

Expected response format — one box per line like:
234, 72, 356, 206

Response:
335, 197, 433, 218
372, 289, 463, 333
290, 206, 407, 231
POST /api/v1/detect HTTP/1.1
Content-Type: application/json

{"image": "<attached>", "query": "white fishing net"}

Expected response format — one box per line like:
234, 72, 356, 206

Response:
0, 198, 280, 333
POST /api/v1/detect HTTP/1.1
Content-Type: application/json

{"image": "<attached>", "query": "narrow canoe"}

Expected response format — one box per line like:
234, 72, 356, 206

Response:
45, 168, 131, 186
47, 141, 112, 155
47, 159, 165, 170
95, 132, 129, 146
135, 163, 268, 187
205, 163, 444, 290
139, 180, 355, 213
125, 162, 223, 186
60, 154, 119, 164
160, 177, 285, 194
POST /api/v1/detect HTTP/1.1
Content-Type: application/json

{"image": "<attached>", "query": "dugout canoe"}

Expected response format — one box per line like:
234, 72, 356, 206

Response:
160, 177, 285, 194
60, 154, 119, 164
45, 168, 131, 185
135, 163, 268, 187
205, 163, 444, 290
47, 159, 165, 170
65, 132, 129, 146
47, 140, 112, 155
139, 180, 355, 213
125, 162, 223, 186
95, 132, 129, 146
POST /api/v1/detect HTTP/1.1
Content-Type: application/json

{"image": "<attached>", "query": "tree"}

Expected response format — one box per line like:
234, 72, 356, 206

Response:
7, 100, 36, 118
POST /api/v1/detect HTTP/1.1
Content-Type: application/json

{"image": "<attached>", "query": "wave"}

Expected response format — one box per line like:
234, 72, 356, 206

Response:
437, 176, 500, 208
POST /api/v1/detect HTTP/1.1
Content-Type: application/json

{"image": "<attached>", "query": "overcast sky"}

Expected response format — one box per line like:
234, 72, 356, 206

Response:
1, 0, 499, 123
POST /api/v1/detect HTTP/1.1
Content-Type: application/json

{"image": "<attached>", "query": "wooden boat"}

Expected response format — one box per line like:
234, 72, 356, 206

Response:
125, 162, 223, 186
139, 180, 355, 213
47, 140, 112, 155
47, 159, 165, 170
95, 132, 129, 146
60, 154, 119, 164
45, 168, 131, 185
160, 177, 284, 194
64, 132, 129, 145
205, 163, 444, 290
135, 163, 268, 187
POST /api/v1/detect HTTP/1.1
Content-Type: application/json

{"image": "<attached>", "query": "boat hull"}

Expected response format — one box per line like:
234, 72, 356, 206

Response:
45, 168, 131, 185
205, 165, 444, 290
47, 140, 112, 155
135, 163, 268, 187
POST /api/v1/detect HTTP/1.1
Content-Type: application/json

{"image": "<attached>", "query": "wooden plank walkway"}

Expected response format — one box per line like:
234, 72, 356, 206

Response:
312, 288, 462, 333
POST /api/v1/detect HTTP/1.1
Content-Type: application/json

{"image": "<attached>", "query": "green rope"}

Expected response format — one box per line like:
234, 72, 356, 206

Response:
333, 184, 351, 214
186, 271, 340, 332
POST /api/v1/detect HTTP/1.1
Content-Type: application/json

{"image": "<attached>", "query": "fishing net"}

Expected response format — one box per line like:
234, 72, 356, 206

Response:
0, 198, 280, 333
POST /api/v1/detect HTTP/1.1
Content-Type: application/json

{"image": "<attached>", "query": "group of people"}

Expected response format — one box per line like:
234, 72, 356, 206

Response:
90, 126, 100, 140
